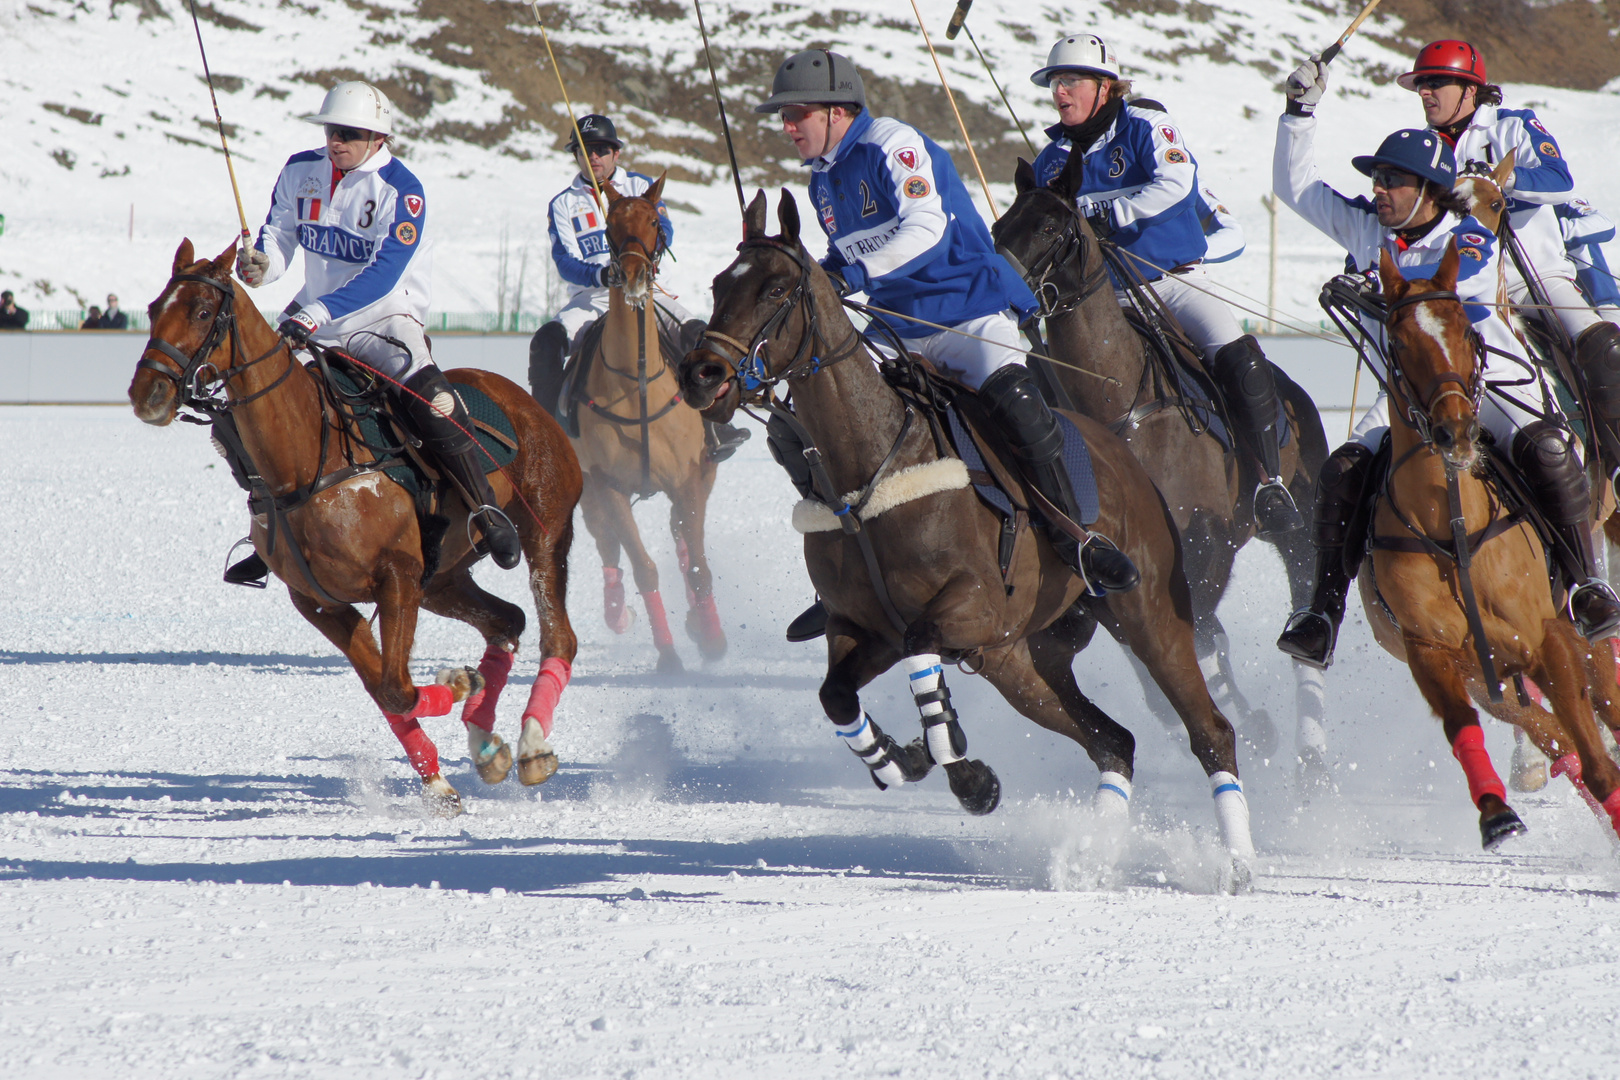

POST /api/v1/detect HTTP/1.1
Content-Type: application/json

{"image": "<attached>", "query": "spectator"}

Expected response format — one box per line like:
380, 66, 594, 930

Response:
0, 291, 27, 330
81, 305, 103, 329
98, 293, 128, 329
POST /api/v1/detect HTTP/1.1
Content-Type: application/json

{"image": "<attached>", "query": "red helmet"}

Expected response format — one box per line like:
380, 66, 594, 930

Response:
1397, 40, 1487, 91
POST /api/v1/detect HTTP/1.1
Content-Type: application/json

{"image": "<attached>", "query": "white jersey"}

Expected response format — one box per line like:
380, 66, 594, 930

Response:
1445, 104, 1575, 282
253, 146, 431, 345
547, 167, 672, 305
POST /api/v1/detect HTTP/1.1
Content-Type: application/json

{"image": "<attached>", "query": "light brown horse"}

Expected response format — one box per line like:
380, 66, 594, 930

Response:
573, 176, 725, 672
1361, 238, 1620, 847
129, 239, 581, 815
680, 191, 1257, 890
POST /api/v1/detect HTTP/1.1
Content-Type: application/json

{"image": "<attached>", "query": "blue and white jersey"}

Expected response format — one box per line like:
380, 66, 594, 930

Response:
548, 167, 673, 303
1273, 112, 1526, 379
254, 146, 431, 343
1197, 182, 1245, 264
806, 110, 1036, 339
1444, 104, 1574, 276
1032, 99, 1209, 279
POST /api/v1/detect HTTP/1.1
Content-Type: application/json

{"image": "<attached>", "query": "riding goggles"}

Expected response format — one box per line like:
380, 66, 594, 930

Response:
1370, 167, 1421, 191
779, 105, 828, 124
1411, 75, 1462, 92
324, 125, 370, 143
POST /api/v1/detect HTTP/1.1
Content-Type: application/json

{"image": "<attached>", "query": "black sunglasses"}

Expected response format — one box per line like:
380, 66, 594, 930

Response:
324, 125, 369, 143
1370, 166, 1420, 190
1412, 75, 1461, 92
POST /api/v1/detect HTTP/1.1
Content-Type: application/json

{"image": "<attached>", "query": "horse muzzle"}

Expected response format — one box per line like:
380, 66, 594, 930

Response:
678, 349, 740, 421
128, 367, 179, 426
1430, 415, 1482, 469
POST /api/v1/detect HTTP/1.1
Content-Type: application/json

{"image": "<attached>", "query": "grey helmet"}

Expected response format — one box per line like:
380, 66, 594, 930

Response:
755, 49, 865, 114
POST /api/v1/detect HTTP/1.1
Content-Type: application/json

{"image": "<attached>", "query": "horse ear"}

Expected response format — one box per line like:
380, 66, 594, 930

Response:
744, 189, 768, 239
778, 189, 801, 245
211, 241, 236, 278
1378, 247, 1406, 301
1052, 146, 1085, 200
1014, 158, 1035, 194
602, 180, 623, 205
1493, 149, 1516, 192
1435, 239, 1461, 291
645, 170, 666, 205
173, 238, 196, 274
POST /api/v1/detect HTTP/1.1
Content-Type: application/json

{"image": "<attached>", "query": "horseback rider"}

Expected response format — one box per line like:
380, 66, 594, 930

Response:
1028, 33, 1303, 537
226, 81, 522, 585
754, 48, 1141, 642
1271, 61, 1620, 664
1399, 41, 1620, 454
528, 113, 748, 461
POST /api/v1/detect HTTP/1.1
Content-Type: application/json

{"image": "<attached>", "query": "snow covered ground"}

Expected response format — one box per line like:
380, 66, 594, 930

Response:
5, 405, 1620, 1078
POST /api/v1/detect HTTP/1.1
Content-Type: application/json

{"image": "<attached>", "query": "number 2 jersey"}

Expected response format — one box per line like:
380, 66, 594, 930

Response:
252, 145, 431, 343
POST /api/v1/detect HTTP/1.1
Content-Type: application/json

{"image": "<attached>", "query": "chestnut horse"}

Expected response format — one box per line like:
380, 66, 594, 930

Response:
573, 176, 725, 672
129, 239, 581, 815
1362, 239, 1620, 848
680, 191, 1257, 890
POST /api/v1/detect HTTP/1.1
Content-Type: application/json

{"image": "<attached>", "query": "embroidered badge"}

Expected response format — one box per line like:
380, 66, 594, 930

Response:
894, 148, 919, 171
296, 176, 321, 198
1160, 126, 1177, 144
903, 176, 931, 199
1164, 148, 1188, 165
404, 194, 424, 218
1462, 233, 1487, 245
1529, 119, 1548, 135
1539, 141, 1559, 159
1458, 246, 1483, 260
395, 222, 418, 245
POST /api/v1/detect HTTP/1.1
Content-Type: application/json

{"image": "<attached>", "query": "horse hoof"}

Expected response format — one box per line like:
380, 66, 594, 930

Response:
518, 750, 559, 786
947, 759, 1001, 816
1509, 741, 1550, 793
435, 665, 485, 704
1219, 856, 1255, 896
656, 649, 685, 675
1295, 746, 1335, 802
421, 774, 464, 818
468, 729, 513, 785
685, 606, 728, 662
1241, 709, 1279, 758
1481, 807, 1528, 850
606, 604, 635, 635
898, 737, 934, 783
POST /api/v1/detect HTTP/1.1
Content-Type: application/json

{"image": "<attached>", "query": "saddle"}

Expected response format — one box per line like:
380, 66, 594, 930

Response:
555, 308, 688, 439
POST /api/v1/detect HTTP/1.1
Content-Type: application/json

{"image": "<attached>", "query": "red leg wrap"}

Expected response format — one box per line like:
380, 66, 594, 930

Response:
405, 682, 454, 721
1555, 752, 1616, 819
523, 656, 572, 739
461, 645, 514, 733
676, 538, 697, 606
642, 590, 675, 650
603, 567, 631, 634
1521, 677, 1547, 708
1603, 789, 1620, 838
692, 592, 723, 645
386, 714, 441, 779
1451, 725, 1507, 807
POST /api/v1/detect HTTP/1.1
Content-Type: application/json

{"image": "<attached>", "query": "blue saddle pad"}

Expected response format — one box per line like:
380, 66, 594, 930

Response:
946, 406, 1100, 526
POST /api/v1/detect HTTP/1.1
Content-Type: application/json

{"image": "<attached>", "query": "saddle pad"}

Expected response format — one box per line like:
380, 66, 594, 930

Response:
945, 405, 1100, 526
558, 310, 688, 439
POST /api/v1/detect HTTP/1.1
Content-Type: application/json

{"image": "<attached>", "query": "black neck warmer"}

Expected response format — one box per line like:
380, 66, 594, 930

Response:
1052, 95, 1124, 151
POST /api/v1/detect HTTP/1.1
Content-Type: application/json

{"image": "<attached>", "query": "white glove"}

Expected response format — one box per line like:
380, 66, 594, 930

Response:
237, 245, 269, 287
1285, 55, 1328, 116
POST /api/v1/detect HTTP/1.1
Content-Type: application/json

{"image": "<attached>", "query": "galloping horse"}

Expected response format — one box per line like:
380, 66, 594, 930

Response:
992, 154, 1330, 777
129, 239, 581, 814
571, 175, 725, 672
1363, 239, 1620, 847
680, 191, 1257, 890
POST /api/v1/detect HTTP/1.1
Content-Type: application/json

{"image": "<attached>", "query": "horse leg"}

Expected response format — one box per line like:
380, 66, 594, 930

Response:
515, 503, 579, 786
596, 480, 680, 672
1404, 636, 1525, 849
1196, 610, 1279, 758
579, 480, 633, 634
1271, 516, 1333, 784
819, 617, 927, 793
670, 472, 726, 661
1532, 621, 1620, 838
420, 567, 528, 785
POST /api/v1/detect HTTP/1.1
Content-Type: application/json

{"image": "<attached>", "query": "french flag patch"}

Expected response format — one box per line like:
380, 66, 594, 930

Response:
404, 194, 424, 218
573, 210, 599, 232
297, 196, 322, 221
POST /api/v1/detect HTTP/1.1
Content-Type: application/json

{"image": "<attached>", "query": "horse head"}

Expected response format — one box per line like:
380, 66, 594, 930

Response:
1451, 150, 1516, 234
603, 172, 667, 309
990, 154, 1097, 318
1379, 241, 1483, 470
678, 188, 843, 422
129, 238, 240, 426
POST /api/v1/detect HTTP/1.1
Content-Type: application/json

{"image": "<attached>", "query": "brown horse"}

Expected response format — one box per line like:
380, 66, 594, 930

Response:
992, 154, 1330, 779
573, 176, 725, 672
129, 239, 581, 815
679, 191, 1258, 890
1361, 238, 1620, 847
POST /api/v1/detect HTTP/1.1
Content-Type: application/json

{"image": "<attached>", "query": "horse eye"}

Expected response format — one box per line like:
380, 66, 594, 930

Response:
768, 285, 786, 298
195, 308, 212, 319
1041, 223, 1057, 234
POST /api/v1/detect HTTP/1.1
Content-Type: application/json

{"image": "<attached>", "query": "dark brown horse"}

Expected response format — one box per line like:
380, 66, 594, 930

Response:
1365, 242, 1620, 848
992, 156, 1330, 779
679, 191, 1257, 890
129, 239, 581, 815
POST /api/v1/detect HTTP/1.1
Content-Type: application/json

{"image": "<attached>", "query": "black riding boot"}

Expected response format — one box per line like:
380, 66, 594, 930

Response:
528, 320, 568, 419
766, 410, 829, 641
1211, 336, 1303, 536
1577, 321, 1620, 495
403, 367, 523, 570
1277, 442, 1374, 667
979, 364, 1139, 593
1513, 421, 1620, 642
683, 318, 752, 462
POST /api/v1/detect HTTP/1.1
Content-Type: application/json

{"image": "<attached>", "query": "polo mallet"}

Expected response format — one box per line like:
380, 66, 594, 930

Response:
1319, 0, 1384, 63
692, 0, 747, 222
906, 0, 999, 218
530, 1, 606, 214
944, 0, 1037, 158
187, 0, 251, 252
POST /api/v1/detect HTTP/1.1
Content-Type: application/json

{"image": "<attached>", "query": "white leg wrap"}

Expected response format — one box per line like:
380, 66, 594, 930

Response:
903, 652, 965, 765
1197, 637, 1238, 715
1210, 771, 1256, 859
466, 725, 501, 765
835, 714, 906, 789
1293, 663, 1328, 754
1095, 771, 1131, 819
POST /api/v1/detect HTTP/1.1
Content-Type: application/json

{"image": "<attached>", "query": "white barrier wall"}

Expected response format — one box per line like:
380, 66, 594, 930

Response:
0, 330, 1359, 408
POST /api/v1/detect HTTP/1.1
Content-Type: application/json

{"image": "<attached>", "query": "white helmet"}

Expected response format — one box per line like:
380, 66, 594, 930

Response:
302, 81, 394, 136
1031, 34, 1121, 87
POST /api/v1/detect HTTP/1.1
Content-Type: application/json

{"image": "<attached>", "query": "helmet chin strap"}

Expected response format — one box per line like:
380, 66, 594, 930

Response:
1392, 184, 1430, 231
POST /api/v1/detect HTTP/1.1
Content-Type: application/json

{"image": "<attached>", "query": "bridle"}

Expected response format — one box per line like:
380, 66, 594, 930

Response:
1384, 288, 1484, 448
995, 189, 1111, 319
135, 271, 293, 416
698, 236, 861, 400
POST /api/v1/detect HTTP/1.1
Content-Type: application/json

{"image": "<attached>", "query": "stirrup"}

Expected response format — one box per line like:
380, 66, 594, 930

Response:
706, 423, 751, 464
468, 504, 522, 570
222, 537, 269, 589
786, 598, 828, 642
1569, 580, 1620, 643
1253, 478, 1304, 537
1276, 608, 1337, 669
1077, 534, 1140, 595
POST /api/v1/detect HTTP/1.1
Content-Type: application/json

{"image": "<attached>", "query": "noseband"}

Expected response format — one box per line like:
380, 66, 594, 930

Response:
1385, 288, 1484, 447
135, 272, 291, 415
999, 193, 1111, 319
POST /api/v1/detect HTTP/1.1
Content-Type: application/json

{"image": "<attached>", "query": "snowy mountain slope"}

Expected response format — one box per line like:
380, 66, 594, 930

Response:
2, 0, 1618, 334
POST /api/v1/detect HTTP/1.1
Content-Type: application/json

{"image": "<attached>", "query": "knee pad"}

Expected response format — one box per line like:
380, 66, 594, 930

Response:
1578, 322, 1620, 417
1513, 420, 1588, 526
979, 363, 1061, 463
402, 366, 472, 451
531, 320, 567, 365
766, 412, 815, 499
1314, 442, 1374, 549
1212, 335, 1277, 402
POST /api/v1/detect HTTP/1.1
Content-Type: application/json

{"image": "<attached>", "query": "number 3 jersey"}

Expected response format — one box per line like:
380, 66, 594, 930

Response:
252, 146, 432, 342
